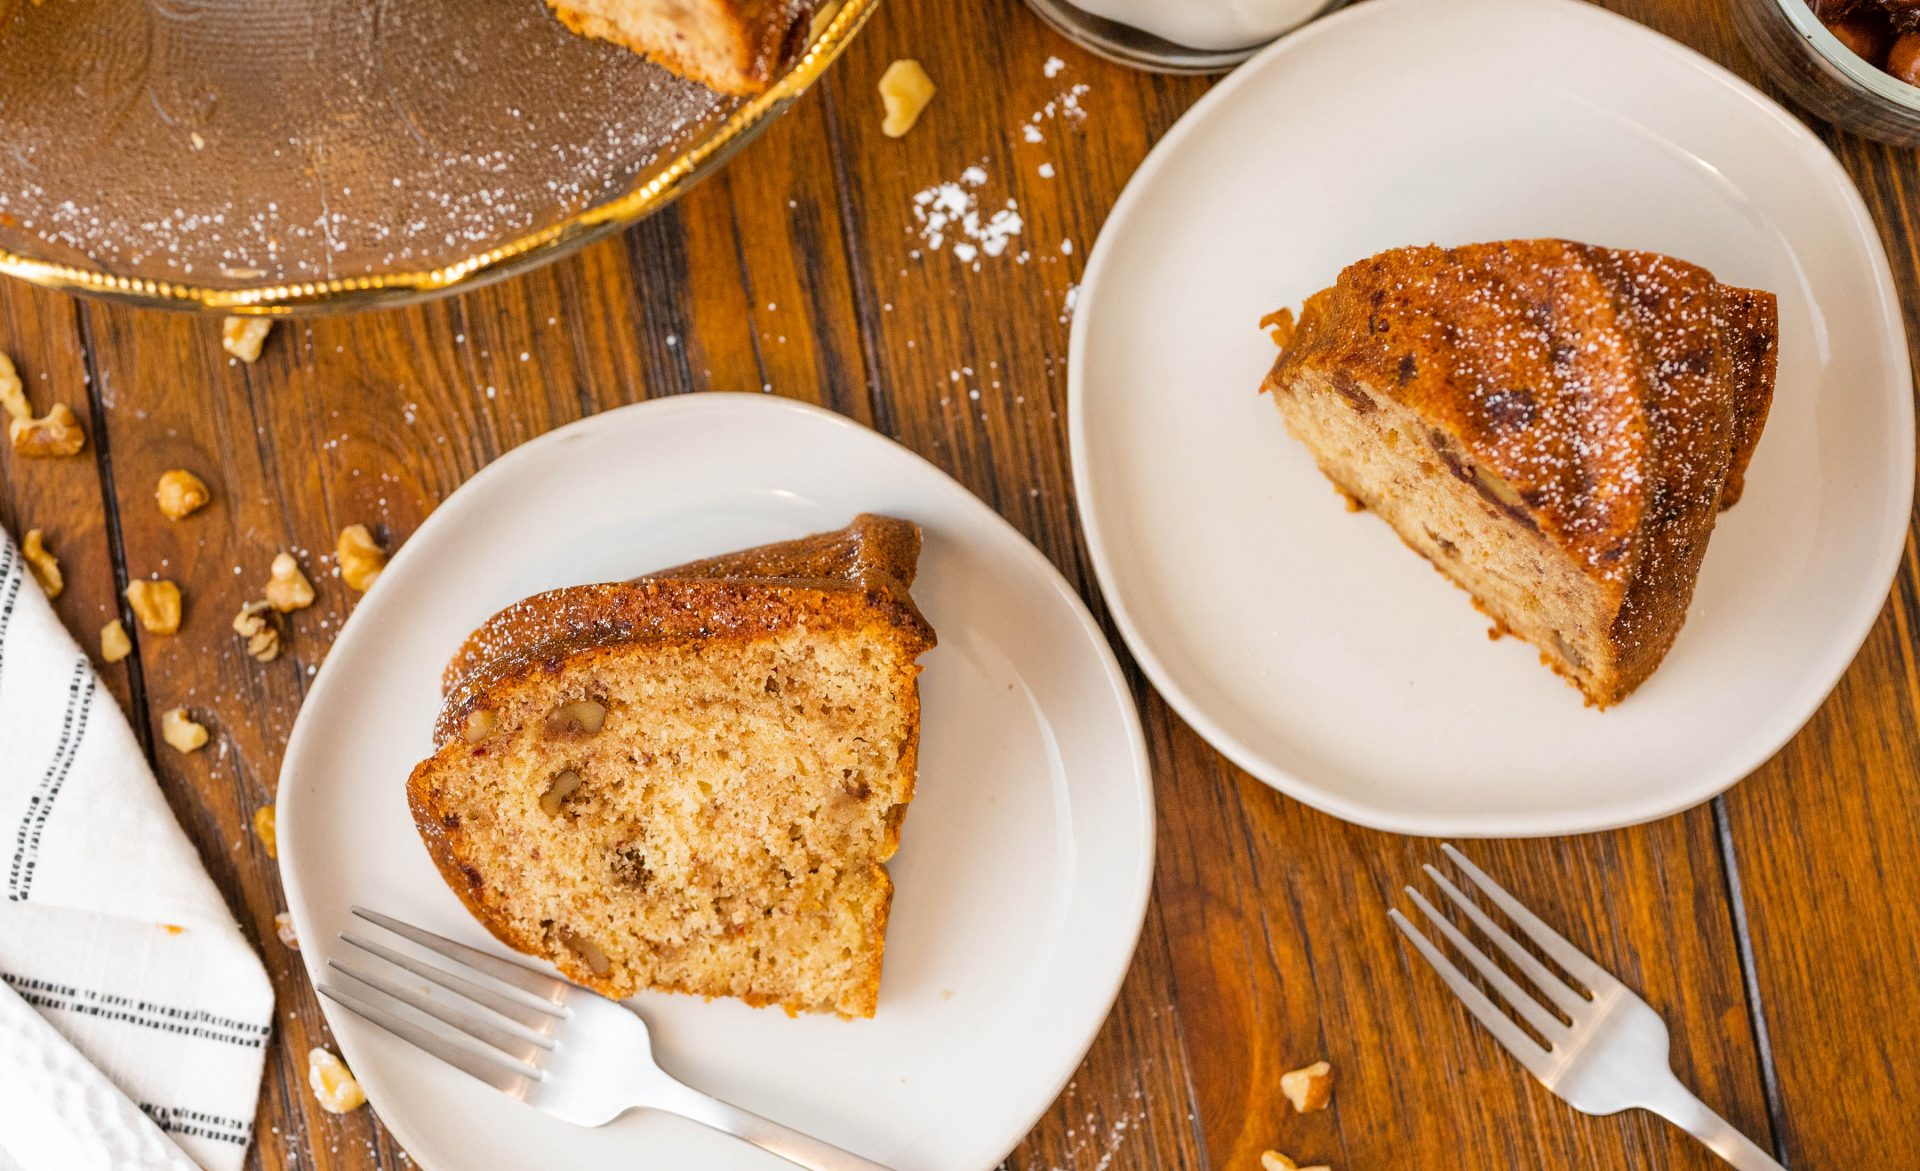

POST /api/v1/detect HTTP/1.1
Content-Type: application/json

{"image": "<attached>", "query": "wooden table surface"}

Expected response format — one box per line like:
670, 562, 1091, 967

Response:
3, 0, 1917, 1166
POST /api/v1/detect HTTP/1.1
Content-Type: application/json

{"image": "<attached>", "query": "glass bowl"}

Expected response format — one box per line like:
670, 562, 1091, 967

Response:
0, 0, 877, 314
1729, 0, 1920, 145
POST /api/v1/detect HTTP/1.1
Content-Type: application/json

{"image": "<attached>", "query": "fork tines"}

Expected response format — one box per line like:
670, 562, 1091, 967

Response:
316, 906, 573, 1097
1389, 844, 1619, 1071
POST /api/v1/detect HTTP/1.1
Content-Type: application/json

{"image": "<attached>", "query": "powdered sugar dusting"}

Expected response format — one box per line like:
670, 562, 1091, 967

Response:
910, 165, 1024, 269
0, 0, 728, 285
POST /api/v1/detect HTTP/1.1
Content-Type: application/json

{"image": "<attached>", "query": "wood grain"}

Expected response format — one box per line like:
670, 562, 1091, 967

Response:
2, 0, 1919, 1166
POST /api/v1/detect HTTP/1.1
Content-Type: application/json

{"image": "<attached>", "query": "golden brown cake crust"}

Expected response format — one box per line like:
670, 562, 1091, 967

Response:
437, 513, 932, 722
545, 0, 813, 95
408, 516, 932, 1013
1261, 240, 1778, 706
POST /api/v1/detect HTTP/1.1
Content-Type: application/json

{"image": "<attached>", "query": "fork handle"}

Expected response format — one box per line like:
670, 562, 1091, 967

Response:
1646, 1079, 1785, 1171
661, 1085, 897, 1171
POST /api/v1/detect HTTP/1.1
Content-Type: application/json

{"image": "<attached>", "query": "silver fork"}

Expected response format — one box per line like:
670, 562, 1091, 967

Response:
316, 907, 894, 1171
1390, 845, 1784, 1171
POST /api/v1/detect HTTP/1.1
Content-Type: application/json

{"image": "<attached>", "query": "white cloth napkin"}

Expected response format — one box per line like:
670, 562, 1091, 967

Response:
0, 532, 274, 1171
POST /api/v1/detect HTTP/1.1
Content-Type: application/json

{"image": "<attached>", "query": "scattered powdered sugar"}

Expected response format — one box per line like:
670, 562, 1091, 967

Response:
0, 0, 725, 284
903, 56, 1093, 272
910, 165, 1024, 267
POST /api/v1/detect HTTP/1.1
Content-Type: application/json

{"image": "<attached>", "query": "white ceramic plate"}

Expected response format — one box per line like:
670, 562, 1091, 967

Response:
1070, 0, 1913, 836
278, 395, 1153, 1171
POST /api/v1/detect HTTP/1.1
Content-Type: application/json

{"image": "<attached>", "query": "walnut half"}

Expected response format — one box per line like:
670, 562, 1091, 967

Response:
160, 708, 208, 754
1261, 1152, 1330, 1171
125, 579, 182, 634
156, 469, 211, 520
10, 402, 87, 457
265, 551, 316, 611
232, 600, 282, 662
879, 59, 936, 137
307, 1048, 366, 1114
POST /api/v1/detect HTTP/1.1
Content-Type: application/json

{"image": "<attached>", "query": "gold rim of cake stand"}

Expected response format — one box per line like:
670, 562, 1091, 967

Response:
0, 0, 880, 315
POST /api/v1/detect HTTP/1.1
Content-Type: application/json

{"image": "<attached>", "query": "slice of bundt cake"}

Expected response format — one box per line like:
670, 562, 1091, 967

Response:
1260, 240, 1777, 707
545, 0, 816, 95
407, 515, 935, 1017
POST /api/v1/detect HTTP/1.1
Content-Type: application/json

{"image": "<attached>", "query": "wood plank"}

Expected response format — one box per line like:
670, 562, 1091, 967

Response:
814, 7, 1222, 1167
0, 283, 136, 713
14, 0, 1920, 1166
820, 2, 1778, 1168
68, 68, 880, 1171
1606, 0, 1920, 1161
1152, 715, 1774, 1170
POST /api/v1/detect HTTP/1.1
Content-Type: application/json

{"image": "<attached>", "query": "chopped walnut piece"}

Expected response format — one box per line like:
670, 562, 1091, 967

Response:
879, 59, 936, 138
557, 926, 612, 976
307, 1048, 366, 1113
100, 619, 132, 663
252, 804, 277, 858
540, 769, 584, 816
232, 600, 282, 662
462, 708, 498, 743
125, 579, 182, 634
10, 402, 87, 457
0, 352, 26, 422
1260, 1153, 1329, 1171
547, 698, 607, 736
264, 551, 316, 611
274, 911, 300, 950
336, 524, 386, 592
221, 316, 273, 363
160, 707, 208, 754
1280, 1060, 1333, 1114
155, 469, 211, 520
21, 529, 62, 599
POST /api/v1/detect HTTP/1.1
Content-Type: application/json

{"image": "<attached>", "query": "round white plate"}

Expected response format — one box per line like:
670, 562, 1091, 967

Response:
1070, 0, 1913, 836
278, 394, 1153, 1171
